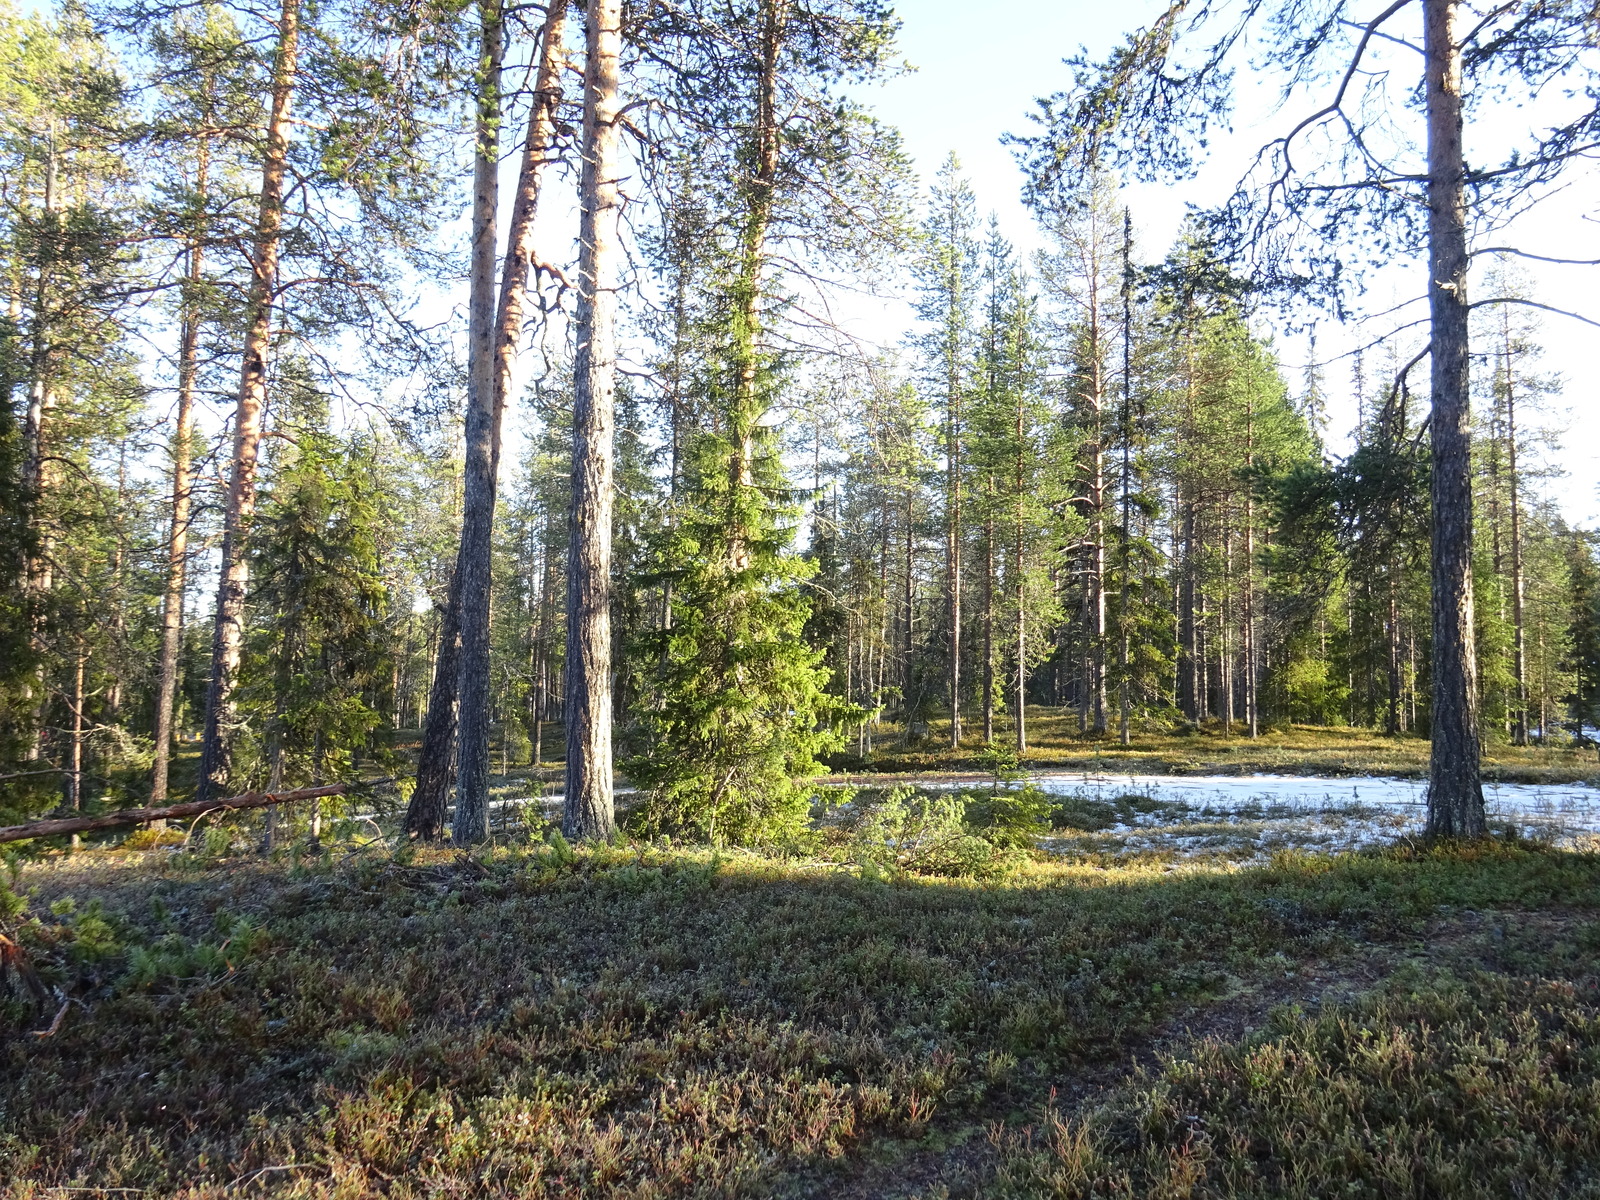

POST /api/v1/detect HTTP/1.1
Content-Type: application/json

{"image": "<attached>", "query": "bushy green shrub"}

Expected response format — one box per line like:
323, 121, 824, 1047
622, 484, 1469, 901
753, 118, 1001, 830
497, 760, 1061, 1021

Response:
849, 786, 1029, 878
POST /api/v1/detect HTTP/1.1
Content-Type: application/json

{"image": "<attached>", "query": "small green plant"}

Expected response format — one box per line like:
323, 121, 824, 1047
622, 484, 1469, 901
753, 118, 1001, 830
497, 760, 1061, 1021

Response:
963, 785, 1054, 849
977, 742, 1025, 791
850, 786, 1017, 878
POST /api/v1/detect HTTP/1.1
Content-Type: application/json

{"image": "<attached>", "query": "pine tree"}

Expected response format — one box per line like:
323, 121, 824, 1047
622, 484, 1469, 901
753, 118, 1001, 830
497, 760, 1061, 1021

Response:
913, 155, 978, 748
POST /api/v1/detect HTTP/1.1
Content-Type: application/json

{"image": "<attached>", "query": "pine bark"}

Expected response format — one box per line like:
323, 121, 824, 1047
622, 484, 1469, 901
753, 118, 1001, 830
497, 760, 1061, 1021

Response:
450, 0, 506, 846
563, 0, 622, 840
151, 141, 208, 806
1118, 209, 1133, 746
413, 3, 568, 842
982, 502, 994, 743
1503, 320, 1528, 745
196, 0, 300, 804
1088, 332, 1107, 735
1014, 387, 1027, 753
731, 0, 782, 494
1422, 0, 1486, 837
20, 131, 60, 763
406, 571, 460, 839
946, 369, 962, 748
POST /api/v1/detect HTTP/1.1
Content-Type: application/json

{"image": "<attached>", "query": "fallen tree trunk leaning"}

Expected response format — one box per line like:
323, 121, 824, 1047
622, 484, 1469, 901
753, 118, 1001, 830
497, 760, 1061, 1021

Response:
0, 784, 348, 845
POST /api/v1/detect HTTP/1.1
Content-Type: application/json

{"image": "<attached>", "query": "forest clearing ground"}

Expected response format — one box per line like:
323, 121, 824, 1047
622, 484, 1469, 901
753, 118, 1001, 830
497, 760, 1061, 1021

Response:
3, 817, 1600, 1198
778, 906, 1600, 1198
833, 718, 1600, 785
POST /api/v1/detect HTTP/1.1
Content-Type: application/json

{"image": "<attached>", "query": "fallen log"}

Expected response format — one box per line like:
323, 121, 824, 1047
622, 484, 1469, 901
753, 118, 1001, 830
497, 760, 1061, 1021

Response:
0, 784, 348, 846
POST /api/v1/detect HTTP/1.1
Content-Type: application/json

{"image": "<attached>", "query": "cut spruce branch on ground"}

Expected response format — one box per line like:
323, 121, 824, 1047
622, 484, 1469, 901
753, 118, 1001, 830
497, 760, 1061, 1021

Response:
3, 834, 1599, 1196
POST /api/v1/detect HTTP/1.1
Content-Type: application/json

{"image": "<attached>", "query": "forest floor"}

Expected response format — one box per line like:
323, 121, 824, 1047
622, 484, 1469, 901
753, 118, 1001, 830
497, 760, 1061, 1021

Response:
4, 798, 1600, 1198
825, 716, 1600, 784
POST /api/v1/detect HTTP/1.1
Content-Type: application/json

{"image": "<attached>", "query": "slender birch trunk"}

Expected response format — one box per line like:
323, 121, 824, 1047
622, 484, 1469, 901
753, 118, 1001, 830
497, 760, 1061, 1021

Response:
196, 0, 300, 803
563, 0, 623, 840
1423, 0, 1485, 836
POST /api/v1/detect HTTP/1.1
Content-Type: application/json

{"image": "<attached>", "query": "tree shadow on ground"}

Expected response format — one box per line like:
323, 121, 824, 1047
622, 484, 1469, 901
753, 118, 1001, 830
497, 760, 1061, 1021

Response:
3, 838, 1599, 1197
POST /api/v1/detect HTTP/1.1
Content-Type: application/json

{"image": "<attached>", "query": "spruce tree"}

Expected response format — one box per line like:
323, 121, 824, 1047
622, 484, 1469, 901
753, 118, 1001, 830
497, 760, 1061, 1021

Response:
242, 385, 392, 829
626, 344, 858, 844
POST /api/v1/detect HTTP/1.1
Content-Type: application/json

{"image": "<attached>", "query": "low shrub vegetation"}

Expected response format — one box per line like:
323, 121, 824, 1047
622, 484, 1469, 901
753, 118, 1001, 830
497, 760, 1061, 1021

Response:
1, 835, 1598, 1196
991, 963, 1600, 1198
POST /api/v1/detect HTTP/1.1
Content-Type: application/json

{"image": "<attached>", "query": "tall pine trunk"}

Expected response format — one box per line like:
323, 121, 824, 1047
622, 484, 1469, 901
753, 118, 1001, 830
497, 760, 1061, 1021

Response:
727, 0, 782, 544
946, 370, 962, 748
1118, 209, 1133, 745
1014, 385, 1027, 753
1089, 378, 1107, 734
983, 500, 994, 743
1503, 316, 1528, 745
196, 0, 300, 803
151, 138, 208, 806
406, 570, 461, 838
450, 0, 506, 846
1422, 0, 1485, 836
563, 0, 622, 840
415, 3, 567, 841
901, 492, 915, 744
20, 130, 61, 763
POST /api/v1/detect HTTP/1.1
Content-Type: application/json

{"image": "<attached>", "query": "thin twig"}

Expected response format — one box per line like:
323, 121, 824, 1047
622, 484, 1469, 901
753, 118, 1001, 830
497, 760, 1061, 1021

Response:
30, 997, 71, 1038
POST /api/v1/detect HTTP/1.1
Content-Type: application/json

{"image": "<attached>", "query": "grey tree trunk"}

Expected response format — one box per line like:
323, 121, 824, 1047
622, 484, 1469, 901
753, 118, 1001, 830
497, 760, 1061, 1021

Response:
417, 2, 568, 841
451, 0, 506, 847
1422, 0, 1486, 837
196, 0, 300, 804
406, 570, 460, 839
65, 645, 85, 815
1014, 391, 1027, 754
563, 0, 622, 840
1088, 341, 1107, 735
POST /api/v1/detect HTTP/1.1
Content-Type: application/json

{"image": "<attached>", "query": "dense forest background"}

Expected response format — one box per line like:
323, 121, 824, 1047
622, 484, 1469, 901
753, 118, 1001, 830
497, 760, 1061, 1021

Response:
1, 0, 1597, 844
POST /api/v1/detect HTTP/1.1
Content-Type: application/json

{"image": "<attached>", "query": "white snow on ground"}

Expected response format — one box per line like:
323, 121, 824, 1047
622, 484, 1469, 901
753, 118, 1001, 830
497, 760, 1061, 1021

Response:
473, 770, 1600, 863
1022, 772, 1600, 863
